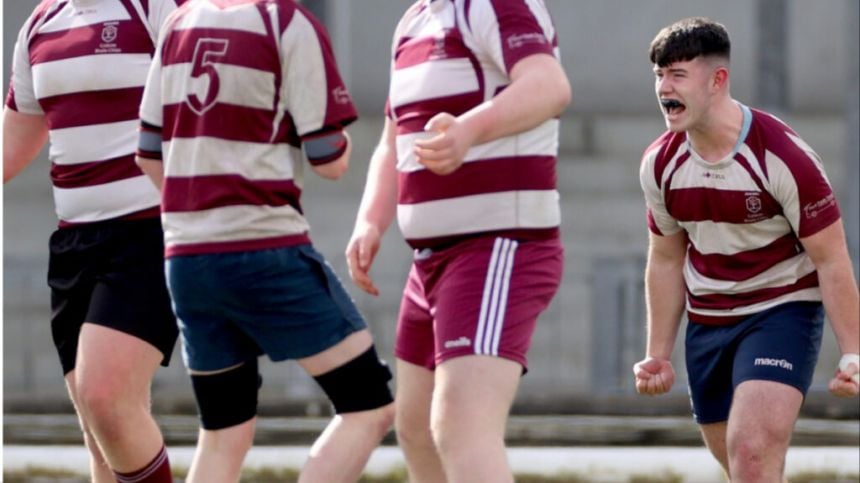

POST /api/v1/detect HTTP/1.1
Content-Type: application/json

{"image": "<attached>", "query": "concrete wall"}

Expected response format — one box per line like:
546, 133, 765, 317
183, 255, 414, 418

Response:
3, 1, 858, 416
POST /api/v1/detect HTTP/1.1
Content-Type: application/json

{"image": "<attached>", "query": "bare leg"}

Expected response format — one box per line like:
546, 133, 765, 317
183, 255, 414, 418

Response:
727, 380, 803, 483
74, 324, 166, 472
394, 360, 446, 483
431, 355, 521, 483
64, 371, 116, 483
297, 330, 395, 483
700, 422, 729, 479
186, 418, 256, 483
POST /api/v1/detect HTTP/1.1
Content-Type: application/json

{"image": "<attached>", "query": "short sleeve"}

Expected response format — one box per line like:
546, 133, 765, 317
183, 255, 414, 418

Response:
466, 0, 556, 75
139, 35, 165, 128
6, 20, 43, 115
148, 0, 184, 40
640, 151, 682, 236
281, 7, 357, 139
766, 137, 840, 238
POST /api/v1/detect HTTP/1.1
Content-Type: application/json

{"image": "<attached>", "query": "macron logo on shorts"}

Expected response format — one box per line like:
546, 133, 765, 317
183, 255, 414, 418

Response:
754, 357, 794, 371
444, 336, 471, 349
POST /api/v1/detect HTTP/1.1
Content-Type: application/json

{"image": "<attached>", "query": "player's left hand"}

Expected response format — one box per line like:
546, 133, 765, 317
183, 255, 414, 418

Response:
829, 353, 860, 398
413, 112, 475, 175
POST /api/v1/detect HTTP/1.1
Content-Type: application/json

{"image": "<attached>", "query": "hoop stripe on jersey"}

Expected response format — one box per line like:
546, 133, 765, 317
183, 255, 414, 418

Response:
640, 106, 840, 324
389, 0, 561, 247
6, 0, 183, 225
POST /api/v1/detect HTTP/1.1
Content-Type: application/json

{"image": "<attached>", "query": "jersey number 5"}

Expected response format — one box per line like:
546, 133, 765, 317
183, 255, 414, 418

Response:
187, 38, 229, 115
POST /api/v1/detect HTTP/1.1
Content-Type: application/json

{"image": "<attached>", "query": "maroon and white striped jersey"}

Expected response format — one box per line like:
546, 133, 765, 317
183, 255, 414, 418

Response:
641, 105, 841, 324
389, 0, 562, 248
139, 0, 356, 257
6, 0, 183, 226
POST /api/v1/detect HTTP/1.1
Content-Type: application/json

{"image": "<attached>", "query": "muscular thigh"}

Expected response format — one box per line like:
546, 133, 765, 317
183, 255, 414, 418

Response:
728, 380, 802, 445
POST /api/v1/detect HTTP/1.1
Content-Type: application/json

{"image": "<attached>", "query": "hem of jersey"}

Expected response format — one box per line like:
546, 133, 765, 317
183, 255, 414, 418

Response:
165, 233, 311, 258
57, 206, 161, 228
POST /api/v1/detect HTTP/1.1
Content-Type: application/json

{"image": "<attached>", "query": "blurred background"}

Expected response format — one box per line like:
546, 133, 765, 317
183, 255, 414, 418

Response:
4, 0, 859, 432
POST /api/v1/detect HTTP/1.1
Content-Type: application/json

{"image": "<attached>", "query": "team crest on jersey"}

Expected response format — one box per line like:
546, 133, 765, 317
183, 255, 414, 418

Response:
745, 193, 762, 214
101, 24, 118, 43
96, 22, 121, 54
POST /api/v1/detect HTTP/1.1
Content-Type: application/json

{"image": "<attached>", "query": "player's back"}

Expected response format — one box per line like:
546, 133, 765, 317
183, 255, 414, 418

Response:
149, 0, 354, 256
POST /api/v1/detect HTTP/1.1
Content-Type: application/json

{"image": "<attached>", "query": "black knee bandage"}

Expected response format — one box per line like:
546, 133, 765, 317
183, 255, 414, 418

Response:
191, 358, 261, 430
314, 346, 393, 414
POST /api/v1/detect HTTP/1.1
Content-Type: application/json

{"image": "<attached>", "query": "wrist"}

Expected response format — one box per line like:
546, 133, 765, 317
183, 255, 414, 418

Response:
838, 353, 860, 384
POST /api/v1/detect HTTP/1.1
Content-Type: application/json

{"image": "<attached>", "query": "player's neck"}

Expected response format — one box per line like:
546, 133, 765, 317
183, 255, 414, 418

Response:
687, 98, 743, 163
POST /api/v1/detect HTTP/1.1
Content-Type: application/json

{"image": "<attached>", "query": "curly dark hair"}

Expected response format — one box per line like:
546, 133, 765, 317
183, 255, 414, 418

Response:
649, 17, 731, 67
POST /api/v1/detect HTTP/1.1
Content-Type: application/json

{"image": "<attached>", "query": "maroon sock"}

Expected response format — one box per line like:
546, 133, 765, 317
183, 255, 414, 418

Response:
114, 446, 173, 483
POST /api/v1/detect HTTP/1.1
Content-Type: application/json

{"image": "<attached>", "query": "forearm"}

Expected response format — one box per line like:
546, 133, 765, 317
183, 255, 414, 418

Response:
135, 156, 164, 191
818, 259, 860, 354
458, 54, 570, 146
644, 252, 686, 359
354, 142, 397, 234
4, 108, 48, 183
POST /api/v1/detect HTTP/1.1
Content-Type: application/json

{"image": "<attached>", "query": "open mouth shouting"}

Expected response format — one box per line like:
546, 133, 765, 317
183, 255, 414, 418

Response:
661, 98, 685, 117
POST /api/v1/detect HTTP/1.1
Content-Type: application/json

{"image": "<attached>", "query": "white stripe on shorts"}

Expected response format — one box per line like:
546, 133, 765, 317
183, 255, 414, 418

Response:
474, 238, 519, 356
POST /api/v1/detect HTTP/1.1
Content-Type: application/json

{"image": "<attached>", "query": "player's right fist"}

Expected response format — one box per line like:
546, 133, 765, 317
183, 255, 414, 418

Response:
633, 357, 676, 396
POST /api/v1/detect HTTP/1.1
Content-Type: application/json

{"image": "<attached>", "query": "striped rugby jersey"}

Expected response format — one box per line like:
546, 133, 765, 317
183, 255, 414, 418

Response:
641, 105, 841, 324
389, 0, 562, 248
139, 0, 356, 257
6, 0, 183, 226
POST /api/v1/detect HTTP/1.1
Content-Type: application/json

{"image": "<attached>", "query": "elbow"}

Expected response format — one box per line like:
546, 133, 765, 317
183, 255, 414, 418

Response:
313, 156, 349, 180
553, 76, 572, 116
311, 135, 352, 180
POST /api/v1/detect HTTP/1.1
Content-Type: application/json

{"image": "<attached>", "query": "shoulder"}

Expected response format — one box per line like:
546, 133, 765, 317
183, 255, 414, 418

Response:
639, 130, 685, 189
23, 0, 63, 38
642, 130, 684, 169
394, 1, 425, 36
748, 108, 819, 169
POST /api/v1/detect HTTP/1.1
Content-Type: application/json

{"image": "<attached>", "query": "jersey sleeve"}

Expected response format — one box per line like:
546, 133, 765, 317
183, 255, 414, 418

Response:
6, 18, 43, 115
139, 34, 165, 129
280, 7, 357, 140
147, 0, 184, 40
766, 136, 841, 238
465, 0, 557, 76
640, 149, 682, 236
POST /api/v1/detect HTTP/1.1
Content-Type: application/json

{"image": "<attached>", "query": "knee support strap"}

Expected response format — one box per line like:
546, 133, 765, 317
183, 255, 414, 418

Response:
314, 346, 393, 414
191, 358, 261, 430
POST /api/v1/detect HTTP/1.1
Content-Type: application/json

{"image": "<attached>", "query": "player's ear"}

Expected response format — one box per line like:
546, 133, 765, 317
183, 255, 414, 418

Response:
711, 65, 729, 91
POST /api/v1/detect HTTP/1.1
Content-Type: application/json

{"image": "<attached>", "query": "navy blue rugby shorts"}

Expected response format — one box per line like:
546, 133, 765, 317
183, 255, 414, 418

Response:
167, 244, 367, 372
685, 301, 824, 424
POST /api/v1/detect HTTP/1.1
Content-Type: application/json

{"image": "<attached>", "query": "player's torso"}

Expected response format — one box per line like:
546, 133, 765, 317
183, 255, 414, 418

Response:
389, 1, 560, 247
27, 0, 161, 225
158, 0, 313, 256
29, 1, 153, 127
663, 149, 792, 255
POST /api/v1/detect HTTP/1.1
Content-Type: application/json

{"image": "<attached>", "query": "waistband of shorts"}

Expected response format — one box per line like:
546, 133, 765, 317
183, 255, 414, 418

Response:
688, 300, 824, 326
406, 227, 560, 251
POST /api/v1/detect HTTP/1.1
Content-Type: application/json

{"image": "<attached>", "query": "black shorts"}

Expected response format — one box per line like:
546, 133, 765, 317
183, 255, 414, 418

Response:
48, 217, 178, 375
